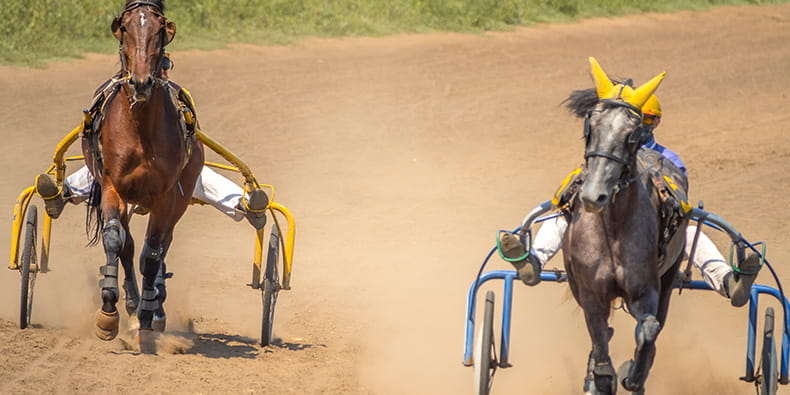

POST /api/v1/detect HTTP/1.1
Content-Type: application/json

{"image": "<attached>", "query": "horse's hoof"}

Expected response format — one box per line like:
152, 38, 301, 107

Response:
152, 316, 166, 332
137, 329, 157, 354
593, 362, 617, 395
583, 376, 597, 395
95, 309, 120, 341
617, 360, 636, 391
622, 377, 643, 393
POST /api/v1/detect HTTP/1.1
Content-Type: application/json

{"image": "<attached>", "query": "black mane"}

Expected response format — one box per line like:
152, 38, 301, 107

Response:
563, 77, 634, 119
563, 88, 598, 119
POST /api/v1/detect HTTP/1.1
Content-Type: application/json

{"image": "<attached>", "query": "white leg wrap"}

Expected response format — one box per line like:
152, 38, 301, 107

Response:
531, 216, 568, 268
686, 226, 732, 297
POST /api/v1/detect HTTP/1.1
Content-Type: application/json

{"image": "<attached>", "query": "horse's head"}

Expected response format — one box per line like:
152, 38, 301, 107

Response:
111, 0, 175, 102
575, 58, 665, 213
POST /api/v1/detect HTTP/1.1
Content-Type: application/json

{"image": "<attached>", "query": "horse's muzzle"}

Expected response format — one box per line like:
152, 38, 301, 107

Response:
129, 75, 154, 102
580, 191, 609, 213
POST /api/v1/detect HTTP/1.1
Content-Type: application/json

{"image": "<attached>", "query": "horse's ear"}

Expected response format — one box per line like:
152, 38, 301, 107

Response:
589, 57, 614, 99
164, 20, 176, 46
111, 17, 122, 41
628, 72, 666, 110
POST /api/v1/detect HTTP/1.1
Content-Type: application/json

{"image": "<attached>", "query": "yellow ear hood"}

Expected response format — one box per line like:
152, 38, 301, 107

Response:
589, 57, 614, 99
588, 57, 666, 109
628, 72, 666, 109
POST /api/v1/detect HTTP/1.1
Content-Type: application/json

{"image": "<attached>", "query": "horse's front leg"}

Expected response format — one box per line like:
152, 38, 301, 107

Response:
621, 287, 660, 393
137, 200, 184, 353
578, 293, 617, 395
95, 185, 129, 341
152, 233, 173, 332
137, 232, 166, 353
120, 221, 139, 319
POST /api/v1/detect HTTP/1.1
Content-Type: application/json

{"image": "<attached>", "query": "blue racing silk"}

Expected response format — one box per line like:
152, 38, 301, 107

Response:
642, 136, 687, 177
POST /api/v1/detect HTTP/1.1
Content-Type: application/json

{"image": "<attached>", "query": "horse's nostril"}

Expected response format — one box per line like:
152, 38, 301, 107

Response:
145, 76, 154, 87
595, 194, 609, 204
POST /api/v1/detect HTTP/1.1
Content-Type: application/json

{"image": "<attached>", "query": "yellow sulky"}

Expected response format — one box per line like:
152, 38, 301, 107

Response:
10, 124, 296, 291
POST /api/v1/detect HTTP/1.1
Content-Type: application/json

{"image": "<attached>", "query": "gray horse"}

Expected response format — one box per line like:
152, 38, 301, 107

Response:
562, 58, 688, 394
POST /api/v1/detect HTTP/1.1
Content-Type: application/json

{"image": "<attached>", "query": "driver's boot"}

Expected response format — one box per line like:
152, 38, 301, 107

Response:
237, 188, 269, 230
35, 174, 67, 219
728, 252, 762, 307
498, 232, 542, 286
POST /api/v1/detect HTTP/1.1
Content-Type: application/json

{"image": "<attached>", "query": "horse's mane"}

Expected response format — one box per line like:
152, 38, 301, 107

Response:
562, 77, 634, 119
563, 88, 598, 119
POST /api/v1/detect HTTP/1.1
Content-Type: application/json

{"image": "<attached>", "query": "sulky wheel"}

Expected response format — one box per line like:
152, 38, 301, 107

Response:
760, 306, 778, 395
260, 225, 281, 346
474, 290, 497, 395
19, 205, 39, 329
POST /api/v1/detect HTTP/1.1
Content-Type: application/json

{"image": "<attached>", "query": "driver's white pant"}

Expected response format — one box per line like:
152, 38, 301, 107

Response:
64, 165, 246, 221
530, 217, 731, 297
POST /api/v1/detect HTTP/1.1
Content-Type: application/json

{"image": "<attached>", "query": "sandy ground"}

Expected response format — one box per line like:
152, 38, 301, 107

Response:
1, 4, 789, 394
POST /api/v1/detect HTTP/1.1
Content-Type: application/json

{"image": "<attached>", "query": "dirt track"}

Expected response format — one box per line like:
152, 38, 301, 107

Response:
1, 4, 789, 394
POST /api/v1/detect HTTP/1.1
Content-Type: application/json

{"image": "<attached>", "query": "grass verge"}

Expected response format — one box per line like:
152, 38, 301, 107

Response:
0, 0, 785, 67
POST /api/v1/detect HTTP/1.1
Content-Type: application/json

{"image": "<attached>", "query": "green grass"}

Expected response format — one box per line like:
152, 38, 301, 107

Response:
0, 0, 785, 67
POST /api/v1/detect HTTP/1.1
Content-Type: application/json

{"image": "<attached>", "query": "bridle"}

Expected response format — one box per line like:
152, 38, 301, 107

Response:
583, 98, 651, 181
114, 1, 170, 81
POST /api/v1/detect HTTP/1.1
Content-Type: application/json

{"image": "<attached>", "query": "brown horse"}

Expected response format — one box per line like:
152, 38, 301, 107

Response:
84, 0, 203, 352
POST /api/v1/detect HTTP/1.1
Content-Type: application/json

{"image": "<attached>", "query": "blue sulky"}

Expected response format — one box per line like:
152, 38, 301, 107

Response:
463, 202, 789, 391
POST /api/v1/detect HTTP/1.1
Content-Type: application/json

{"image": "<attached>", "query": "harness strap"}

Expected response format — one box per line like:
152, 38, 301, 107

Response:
584, 151, 629, 165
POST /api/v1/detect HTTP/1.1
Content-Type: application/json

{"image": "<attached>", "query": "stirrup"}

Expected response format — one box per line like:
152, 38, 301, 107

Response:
35, 173, 66, 219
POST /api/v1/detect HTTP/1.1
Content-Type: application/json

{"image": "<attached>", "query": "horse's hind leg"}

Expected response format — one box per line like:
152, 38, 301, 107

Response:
621, 290, 660, 392
579, 296, 617, 395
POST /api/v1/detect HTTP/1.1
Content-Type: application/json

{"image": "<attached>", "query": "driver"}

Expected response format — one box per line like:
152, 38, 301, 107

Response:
499, 93, 761, 307
35, 51, 269, 230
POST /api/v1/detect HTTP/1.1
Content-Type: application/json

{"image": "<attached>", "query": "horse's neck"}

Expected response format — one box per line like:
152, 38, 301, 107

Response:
123, 85, 164, 117
607, 173, 656, 220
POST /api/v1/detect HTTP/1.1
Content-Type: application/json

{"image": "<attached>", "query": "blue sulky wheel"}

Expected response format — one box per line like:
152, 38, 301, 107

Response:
260, 225, 281, 347
474, 290, 497, 395
760, 307, 778, 395
19, 205, 39, 330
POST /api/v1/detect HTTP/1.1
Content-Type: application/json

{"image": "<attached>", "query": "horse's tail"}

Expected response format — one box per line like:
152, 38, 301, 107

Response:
85, 179, 103, 246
